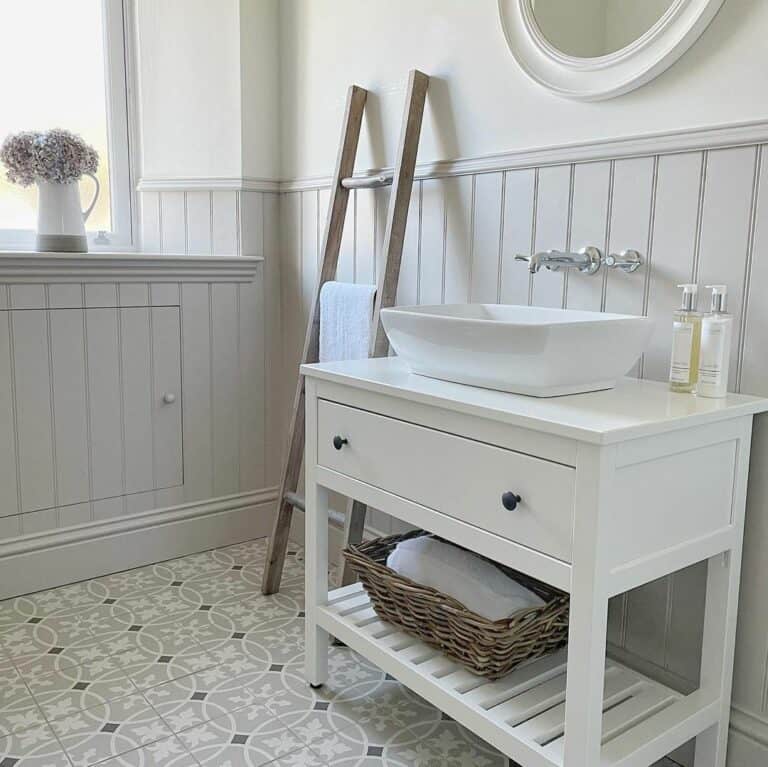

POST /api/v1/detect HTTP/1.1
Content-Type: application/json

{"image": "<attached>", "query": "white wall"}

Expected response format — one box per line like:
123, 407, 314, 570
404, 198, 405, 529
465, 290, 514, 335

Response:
279, 0, 768, 180
136, 0, 280, 181
240, 0, 281, 180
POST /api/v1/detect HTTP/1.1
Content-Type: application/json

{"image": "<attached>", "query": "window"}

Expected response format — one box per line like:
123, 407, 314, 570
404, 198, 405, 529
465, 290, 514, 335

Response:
0, 0, 135, 250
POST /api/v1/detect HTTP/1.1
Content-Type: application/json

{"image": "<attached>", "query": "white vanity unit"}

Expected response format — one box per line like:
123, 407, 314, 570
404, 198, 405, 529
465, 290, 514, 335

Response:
301, 357, 768, 767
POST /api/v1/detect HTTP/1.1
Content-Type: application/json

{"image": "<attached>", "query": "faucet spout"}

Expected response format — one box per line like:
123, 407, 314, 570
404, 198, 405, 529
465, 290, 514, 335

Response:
515, 247, 602, 276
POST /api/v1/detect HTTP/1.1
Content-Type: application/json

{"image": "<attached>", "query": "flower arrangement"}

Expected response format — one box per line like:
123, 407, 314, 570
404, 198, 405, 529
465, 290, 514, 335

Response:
0, 128, 98, 187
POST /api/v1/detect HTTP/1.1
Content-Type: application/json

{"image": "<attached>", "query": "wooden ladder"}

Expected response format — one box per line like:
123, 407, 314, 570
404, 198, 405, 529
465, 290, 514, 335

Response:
261, 69, 430, 595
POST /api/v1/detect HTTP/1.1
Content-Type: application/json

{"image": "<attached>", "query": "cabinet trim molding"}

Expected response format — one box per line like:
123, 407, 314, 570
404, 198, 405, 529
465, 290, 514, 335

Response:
0, 252, 262, 284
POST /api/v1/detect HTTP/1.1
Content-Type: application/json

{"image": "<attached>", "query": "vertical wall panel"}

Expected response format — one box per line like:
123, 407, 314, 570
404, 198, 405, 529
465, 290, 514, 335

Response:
49, 309, 90, 507
140, 191, 161, 251
120, 307, 154, 494
212, 190, 240, 255
443, 176, 473, 304
187, 191, 213, 256
152, 307, 183, 490
356, 189, 377, 286
263, 192, 283, 485
85, 308, 124, 501
0, 312, 19, 517
395, 183, 421, 307
118, 284, 150, 308
470, 173, 503, 303
337, 189, 355, 284
239, 191, 264, 257
49, 284, 84, 309
160, 192, 187, 254
10, 285, 46, 310
643, 152, 703, 382
605, 157, 656, 378
239, 275, 266, 491
281, 193, 302, 440
12, 310, 55, 513
180, 284, 213, 501
696, 146, 759, 392
301, 190, 319, 325
739, 148, 767, 395
419, 179, 446, 305
499, 169, 536, 306
532, 165, 571, 308
211, 285, 240, 496
566, 162, 611, 311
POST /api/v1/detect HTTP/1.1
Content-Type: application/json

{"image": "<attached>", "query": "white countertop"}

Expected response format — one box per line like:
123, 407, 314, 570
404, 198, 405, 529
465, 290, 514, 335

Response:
302, 357, 768, 444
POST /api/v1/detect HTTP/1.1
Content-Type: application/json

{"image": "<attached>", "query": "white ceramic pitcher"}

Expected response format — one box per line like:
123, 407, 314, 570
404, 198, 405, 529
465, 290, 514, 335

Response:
36, 172, 100, 252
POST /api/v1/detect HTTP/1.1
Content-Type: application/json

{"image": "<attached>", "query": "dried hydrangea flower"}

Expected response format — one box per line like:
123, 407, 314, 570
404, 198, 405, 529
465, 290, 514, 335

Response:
0, 128, 99, 187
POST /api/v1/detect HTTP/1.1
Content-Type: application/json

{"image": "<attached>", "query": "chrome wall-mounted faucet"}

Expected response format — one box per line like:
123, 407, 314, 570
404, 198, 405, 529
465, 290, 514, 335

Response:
515, 246, 602, 275
515, 246, 643, 276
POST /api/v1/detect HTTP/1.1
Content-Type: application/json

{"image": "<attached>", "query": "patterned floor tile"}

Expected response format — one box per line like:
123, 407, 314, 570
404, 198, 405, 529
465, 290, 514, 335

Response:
144, 663, 270, 733
325, 681, 442, 746
94, 735, 198, 766
392, 720, 509, 767
0, 722, 70, 766
0, 666, 46, 739
26, 654, 136, 723
111, 588, 203, 629
176, 705, 304, 766
117, 643, 221, 693
90, 567, 176, 601
52, 693, 173, 766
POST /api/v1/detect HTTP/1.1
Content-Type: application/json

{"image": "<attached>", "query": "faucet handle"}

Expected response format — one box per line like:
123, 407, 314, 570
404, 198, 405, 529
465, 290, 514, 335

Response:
604, 249, 643, 273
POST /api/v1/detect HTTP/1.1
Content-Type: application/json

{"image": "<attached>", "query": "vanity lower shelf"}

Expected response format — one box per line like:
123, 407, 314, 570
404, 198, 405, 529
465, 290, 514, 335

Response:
318, 583, 716, 767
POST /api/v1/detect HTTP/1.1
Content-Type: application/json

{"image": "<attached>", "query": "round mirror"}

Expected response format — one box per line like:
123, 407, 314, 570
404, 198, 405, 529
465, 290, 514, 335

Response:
499, 0, 725, 100
531, 0, 677, 58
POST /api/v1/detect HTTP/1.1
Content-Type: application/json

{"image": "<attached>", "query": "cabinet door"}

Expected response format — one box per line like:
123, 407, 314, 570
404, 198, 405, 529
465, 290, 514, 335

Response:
1, 306, 183, 518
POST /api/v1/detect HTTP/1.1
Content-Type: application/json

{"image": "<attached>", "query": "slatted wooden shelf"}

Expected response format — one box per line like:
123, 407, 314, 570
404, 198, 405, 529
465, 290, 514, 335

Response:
316, 583, 710, 767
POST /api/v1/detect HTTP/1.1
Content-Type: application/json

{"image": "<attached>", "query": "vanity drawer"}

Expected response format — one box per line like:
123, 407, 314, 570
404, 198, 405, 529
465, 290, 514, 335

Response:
317, 400, 575, 561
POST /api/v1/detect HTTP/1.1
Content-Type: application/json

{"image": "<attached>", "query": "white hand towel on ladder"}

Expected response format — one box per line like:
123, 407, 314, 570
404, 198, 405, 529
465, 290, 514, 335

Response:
319, 281, 377, 362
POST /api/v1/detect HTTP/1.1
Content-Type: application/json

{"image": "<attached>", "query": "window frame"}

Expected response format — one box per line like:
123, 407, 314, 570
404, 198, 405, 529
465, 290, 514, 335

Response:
0, 0, 138, 252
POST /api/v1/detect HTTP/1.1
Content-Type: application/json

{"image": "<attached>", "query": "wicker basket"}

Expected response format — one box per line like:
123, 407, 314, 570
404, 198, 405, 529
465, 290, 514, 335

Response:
343, 530, 569, 679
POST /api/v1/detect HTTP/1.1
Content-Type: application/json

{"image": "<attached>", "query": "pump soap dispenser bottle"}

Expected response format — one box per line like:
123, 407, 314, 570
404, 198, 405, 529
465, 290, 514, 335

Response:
698, 285, 733, 398
669, 283, 702, 393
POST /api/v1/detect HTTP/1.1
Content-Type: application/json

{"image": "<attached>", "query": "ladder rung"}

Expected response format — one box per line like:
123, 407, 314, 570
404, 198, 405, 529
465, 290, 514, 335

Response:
341, 173, 394, 189
283, 492, 306, 511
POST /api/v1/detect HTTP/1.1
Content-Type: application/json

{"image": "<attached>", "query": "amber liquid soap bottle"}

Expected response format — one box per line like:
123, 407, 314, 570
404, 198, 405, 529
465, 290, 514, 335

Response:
669, 283, 702, 393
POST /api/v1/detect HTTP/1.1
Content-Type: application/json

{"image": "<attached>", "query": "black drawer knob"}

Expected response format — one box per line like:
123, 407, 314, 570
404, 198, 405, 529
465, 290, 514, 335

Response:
501, 491, 522, 511
332, 435, 349, 451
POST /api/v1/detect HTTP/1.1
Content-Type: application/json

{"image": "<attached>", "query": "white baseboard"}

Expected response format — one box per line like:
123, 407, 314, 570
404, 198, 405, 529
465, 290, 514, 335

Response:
0, 488, 278, 599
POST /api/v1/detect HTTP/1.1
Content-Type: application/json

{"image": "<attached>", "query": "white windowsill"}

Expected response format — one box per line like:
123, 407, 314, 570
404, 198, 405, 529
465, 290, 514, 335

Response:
0, 251, 262, 284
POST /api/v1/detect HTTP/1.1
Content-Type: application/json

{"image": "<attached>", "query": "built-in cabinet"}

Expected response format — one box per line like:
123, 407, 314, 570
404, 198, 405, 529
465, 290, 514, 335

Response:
0, 253, 263, 540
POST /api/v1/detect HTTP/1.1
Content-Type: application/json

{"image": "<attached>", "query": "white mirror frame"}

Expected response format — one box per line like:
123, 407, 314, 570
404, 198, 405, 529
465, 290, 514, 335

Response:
498, 0, 725, 101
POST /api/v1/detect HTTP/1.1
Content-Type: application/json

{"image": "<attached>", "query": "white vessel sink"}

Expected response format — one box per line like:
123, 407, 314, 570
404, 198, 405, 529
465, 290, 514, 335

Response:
379, 304, 654, 397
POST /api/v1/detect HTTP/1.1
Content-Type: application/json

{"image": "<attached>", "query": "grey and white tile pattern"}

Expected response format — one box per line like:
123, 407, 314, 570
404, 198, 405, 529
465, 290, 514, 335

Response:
0, 538, 682, 766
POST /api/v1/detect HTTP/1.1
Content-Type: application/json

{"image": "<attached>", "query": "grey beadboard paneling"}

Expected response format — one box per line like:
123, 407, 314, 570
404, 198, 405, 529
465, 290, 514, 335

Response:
274, 145, 768, 731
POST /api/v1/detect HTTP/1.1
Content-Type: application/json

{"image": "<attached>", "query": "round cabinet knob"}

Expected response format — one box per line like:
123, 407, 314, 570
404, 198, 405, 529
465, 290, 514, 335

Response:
332, 435, 348, 451
501, 491, 522, 511
162, 392, 177, 405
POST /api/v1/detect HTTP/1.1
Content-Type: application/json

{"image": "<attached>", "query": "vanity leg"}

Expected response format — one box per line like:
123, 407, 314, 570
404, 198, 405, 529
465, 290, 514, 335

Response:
562, 588, 609, 766
562, 443, 612, 766
694, 551, 742, 767
305, 482, 330, 688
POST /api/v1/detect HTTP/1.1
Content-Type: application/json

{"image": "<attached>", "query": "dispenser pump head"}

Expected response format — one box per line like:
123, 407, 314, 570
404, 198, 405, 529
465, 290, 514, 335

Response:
677, 283, 698, 312
707, 284, 728, 313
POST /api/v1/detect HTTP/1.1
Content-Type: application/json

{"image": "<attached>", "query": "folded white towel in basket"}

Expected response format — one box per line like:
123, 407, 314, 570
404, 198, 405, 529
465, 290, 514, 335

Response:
319, 281, 376, 362
386, 536, 545, 622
